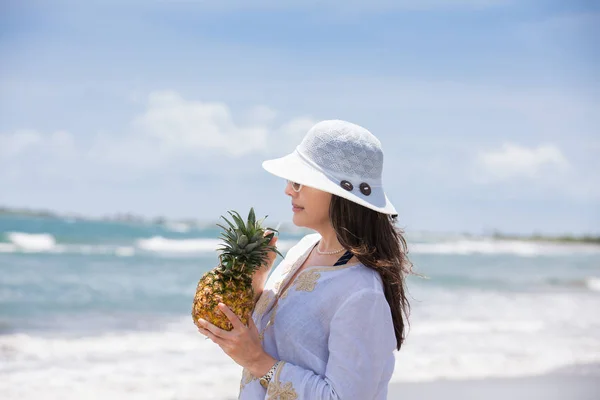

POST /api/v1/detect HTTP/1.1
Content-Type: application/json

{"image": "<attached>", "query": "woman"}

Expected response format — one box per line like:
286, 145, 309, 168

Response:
197, 120, 412, 399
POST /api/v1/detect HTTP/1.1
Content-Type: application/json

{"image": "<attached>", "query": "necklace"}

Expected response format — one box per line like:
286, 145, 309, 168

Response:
315, 241, 345, 255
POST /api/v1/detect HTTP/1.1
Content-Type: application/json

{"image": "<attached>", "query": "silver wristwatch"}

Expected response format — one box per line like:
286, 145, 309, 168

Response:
259, 360, 281, 389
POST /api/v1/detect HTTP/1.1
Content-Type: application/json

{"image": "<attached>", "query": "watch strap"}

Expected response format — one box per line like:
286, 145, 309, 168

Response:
259, 360, 281, 388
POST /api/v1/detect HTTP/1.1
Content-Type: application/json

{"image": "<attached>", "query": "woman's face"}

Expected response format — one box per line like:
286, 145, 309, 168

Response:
285, 181, 332, 229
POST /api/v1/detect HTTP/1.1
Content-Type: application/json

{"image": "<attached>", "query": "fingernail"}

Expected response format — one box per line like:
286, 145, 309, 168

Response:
218, 303, 224, 308
198, 318, 205, 324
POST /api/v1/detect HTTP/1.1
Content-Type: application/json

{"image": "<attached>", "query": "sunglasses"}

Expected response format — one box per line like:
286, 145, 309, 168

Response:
286, 180, 303, 193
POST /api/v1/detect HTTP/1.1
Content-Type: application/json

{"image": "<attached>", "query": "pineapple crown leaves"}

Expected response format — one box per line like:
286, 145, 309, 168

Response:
216, 208, 283, 274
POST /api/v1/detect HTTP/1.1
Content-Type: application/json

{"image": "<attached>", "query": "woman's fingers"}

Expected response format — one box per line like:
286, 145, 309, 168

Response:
218, 303, 245, 330
198, 318, 231, 339
197, 326, 222, 344
260, 231, 278, 269
264, 232, 276, 247
248, 314, 259, 334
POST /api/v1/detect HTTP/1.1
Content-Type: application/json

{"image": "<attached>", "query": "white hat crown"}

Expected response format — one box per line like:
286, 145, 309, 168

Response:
297, 120, 384, 186
262, 119, 397, 215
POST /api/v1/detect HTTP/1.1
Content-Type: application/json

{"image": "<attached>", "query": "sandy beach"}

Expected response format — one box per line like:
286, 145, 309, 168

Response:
388, 368, 600, 400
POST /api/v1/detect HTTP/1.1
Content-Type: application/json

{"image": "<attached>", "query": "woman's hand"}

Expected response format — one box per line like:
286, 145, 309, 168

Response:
197, 302, 277, 377
251, 231, 278, 303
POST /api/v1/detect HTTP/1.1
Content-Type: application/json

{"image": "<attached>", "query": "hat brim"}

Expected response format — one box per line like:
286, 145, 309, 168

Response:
262, 150, 398, 215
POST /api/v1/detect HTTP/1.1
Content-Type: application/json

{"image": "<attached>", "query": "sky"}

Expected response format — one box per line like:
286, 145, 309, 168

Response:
1, 0, 599, 235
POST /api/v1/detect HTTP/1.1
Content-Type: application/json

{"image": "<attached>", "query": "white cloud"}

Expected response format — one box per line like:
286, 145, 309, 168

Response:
277, 117, 318, 151
0, 129, 79, 184
0, 130, 42, 157
475, 143, 570, 182
0, 129, 75, 158
2, 91, 317, 184
131, 91, 270, 157
121, 91, 318, 163
243, 105, 278, 125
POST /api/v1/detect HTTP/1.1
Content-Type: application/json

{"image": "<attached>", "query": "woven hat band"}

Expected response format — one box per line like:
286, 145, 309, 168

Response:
295, 148, 383, 188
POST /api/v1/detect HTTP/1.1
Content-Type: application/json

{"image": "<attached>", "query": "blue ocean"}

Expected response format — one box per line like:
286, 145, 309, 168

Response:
1, 214, 599, 399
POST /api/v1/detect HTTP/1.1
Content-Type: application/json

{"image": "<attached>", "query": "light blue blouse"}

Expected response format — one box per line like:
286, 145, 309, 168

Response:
238, 233, 397, 399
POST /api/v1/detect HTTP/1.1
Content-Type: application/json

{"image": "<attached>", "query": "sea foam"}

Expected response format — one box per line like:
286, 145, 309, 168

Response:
2, 305, 599, 400
135, 236, 296, 255
136, 236, 221, 253
0, 320, 242, 400
411, 239, 600, 256
1, 232, 295, 257
7, 232, 57, 252
584, 276, 600, 292
3, 230, 597, 258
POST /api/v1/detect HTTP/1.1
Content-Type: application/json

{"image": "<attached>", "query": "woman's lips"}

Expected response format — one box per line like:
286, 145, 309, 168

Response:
292, 205, 304, 212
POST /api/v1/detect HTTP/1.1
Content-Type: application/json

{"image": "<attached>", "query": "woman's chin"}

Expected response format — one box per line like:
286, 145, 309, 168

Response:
291, 213, 307, 228
292, 214, 321, 231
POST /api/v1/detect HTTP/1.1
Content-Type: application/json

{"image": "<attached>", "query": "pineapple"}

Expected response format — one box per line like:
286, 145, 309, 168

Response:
192, 208, 282, 331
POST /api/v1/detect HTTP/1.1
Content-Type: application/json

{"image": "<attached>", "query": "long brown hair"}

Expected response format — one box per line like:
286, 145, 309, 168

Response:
329, 195, 414, 351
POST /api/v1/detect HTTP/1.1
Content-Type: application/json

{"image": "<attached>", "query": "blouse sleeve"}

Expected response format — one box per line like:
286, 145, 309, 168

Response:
263, 289, 396, 400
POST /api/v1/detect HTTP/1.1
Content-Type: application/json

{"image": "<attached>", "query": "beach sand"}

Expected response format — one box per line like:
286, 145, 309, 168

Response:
388, 372, 600, 400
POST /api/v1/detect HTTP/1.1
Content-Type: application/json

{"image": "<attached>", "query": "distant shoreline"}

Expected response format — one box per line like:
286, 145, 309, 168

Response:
491, 233, 600, 245
1, 206, 599, 244
0, 206, 203, 226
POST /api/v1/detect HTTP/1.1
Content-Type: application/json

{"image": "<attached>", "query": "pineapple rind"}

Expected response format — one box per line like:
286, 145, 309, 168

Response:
192, 269, 254, 331
191, 208, 282, 331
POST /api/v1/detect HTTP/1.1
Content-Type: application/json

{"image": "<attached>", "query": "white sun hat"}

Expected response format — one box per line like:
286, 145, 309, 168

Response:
262, 119, 397, 215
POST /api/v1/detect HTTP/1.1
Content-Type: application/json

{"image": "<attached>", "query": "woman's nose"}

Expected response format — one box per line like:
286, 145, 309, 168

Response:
284, 181, 296, 197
